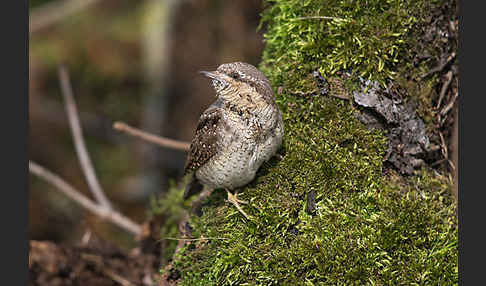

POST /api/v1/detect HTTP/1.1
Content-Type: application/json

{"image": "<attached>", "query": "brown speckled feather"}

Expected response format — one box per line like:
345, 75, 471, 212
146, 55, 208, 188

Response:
184, 106, 222, 174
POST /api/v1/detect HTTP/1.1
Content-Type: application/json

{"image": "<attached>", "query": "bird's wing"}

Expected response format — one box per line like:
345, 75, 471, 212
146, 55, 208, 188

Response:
184, 105, 223, 174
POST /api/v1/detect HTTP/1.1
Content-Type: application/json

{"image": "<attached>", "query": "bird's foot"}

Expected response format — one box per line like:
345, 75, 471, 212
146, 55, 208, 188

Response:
226, 190, 250, 219
227, 191, 248, 204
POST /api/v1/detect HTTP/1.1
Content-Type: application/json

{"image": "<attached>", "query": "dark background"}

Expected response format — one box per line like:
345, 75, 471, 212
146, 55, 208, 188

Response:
29, 0, 265, 249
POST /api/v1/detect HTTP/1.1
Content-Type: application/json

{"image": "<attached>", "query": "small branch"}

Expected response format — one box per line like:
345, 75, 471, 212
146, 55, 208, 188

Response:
289, 89, 321, 96
30, 0, 102, 34
58, 65, 113, 210
82, 253, 150, 286
419, 52, 456, 80
29, 161, 141, 236
102, 268, 137, 286
440, 90, 459, 117
161, 237, 227, 242
430, 158, 447, 167
436, 70, 453, 109
291, 16, 348, 22
81, 229, 92, 246
438, 131, 448, 160
113, 121, 190, 152
329, 92, 351, 100
447, 158, 456, 172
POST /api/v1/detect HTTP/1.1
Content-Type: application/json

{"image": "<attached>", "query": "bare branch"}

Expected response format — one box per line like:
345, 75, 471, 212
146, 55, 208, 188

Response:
419, 52, 456, 80
291, 16, 348, 22
436, 70, 453, 109
81, 253, 152, 286
161, 237, 227, 241
113, 121, 191, 152
440, 90, 458, 117
30, 0, 102, 34
29, 161, 141, 236
58, 65, 113, 210
438, 131, 448, 160
102, 268, 137, 286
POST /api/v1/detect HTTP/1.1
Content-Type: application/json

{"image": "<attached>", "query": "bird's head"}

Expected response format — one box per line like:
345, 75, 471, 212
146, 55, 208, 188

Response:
200, 62, 275, 109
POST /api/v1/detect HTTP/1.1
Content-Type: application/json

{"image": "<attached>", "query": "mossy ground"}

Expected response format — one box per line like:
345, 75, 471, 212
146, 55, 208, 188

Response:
155, 0, 458, 284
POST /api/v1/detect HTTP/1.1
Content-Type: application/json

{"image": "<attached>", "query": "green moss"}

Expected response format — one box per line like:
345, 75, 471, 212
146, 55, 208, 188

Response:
167, 0, 457, 284
172, 93, 456, 285
259, 0, 435, 87
150, 180, 189, 260
258, 0, 456, 128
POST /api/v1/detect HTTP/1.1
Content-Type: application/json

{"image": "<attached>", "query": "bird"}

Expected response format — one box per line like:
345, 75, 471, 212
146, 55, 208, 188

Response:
183, 62, 284, 219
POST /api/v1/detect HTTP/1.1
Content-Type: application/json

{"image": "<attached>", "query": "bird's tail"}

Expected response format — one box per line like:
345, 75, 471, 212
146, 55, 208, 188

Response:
183, 174, 204, 200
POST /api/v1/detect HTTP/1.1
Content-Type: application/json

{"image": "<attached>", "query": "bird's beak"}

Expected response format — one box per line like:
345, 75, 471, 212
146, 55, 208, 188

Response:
199, 70, 228, 95
199, 70, 220, 80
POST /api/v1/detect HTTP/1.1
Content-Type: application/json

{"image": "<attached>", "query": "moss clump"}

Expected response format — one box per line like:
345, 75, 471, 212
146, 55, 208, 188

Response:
150, 181, 188, 261
167, 0, 457, 285
171, 93, 457, 285
259, 0, 434, 88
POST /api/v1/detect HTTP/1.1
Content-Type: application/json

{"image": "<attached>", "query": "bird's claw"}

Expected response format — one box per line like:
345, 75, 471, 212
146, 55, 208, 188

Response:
226, 190, 250, 219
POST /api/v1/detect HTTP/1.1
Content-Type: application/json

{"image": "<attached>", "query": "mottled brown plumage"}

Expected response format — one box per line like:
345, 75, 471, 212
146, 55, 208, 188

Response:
184, 62, 284, 218
184, 106, 222, 174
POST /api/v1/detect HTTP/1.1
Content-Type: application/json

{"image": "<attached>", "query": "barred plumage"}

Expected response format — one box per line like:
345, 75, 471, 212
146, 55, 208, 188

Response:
184, 62, 284, 218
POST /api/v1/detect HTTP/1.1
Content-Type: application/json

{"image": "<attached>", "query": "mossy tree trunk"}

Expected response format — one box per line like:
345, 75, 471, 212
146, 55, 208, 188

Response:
158, 0, 458, 285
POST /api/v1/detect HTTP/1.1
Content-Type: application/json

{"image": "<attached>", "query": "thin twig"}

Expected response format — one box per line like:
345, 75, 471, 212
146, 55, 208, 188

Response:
82, 253, 148, 286
330, 92, 351, 100
30, 0, 102, 34
419, 52, 456, 80
29, 161, 141, 236
289, 89, 321, 96
58, 65, 113, 210
428, 144, 441, 152
439, 131, 448, 160
430, 158, 447, 167
161, 237, 227, 241
102, 268, 137, 286
113, 121, 190, 152
436, 70, 453, 109
440, 90, 459, 116
447, 159, 455, 171
291, 16, 348, 22
80, 229, 92, 246
30, 94, 118, 143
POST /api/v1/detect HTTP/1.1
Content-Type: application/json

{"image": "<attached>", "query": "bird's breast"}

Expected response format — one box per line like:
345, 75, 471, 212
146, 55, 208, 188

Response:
195, 106, 283, 190
195, 135, 257, 190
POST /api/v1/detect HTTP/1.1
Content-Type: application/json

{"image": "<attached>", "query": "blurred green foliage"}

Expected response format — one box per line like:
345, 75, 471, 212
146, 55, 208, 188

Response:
30, 0, 54, 10
150, 180, 189, 261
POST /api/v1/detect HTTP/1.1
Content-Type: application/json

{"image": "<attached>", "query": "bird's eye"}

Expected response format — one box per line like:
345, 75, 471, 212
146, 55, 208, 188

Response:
231, 73, 239, 79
